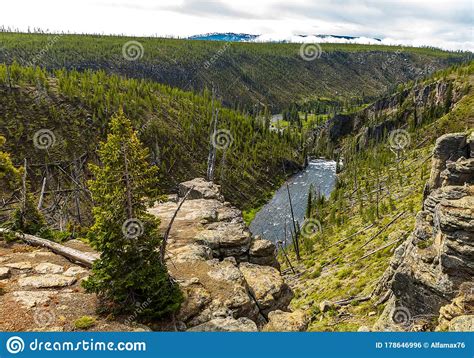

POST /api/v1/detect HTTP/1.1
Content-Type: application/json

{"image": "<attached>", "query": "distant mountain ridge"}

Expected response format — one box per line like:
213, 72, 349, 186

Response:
188, 32, 259, 42
188, 32, 382, 43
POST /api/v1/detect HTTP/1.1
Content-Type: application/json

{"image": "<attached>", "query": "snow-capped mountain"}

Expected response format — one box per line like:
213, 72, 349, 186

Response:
188, 33, 259, 42
188, 32, 382, 44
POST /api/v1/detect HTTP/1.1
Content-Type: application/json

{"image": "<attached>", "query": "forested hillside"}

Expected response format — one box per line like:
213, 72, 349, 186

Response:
0, 62, 304, 227
0, 32, 470, 112
283, 62, 473, 331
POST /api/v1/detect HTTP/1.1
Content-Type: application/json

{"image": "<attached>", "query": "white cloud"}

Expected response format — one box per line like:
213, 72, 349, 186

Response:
0, 0, 472, 51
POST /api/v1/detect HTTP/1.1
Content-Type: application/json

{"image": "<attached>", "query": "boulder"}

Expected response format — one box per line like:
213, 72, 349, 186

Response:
196, 223, 252, 258
248, 238, 279, 268
0, 267, 10, 279
63, 266, 88, 277
18, 274, 76, 288
187, 317, 258, 332
11, 290, 57, 308
179, 178, 224, 201
263, 310, 308, 331
448, 315, 474, 331
319, 300, 334, 313
4, 261, 33, 270
239, 262, 293, 316
206, 258, 259, 319
177, 286, 212, 322
34, 263, 64, 274
170, 244, 213, 263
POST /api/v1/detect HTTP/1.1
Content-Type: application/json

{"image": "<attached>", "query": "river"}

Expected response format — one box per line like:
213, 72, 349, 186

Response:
249, 159, 337, 244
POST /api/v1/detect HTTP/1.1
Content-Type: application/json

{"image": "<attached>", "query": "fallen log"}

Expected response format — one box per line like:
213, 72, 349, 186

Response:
333, 295, 371, 307
0, 228, 98, 268
359, 210, 406, 249
357, 237, 404, 262
328, 223, 375, 248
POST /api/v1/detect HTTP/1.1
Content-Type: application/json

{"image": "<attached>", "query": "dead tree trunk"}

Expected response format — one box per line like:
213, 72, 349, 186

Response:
0, 228, 98, 268
286, 183, 300, 260
160, 187, 194, 264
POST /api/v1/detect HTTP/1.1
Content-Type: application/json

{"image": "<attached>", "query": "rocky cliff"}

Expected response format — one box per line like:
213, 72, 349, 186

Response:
324, 79, 466, 147
374, 132, 474, 331
148, 178, 308, 331
0, 177, 307, 332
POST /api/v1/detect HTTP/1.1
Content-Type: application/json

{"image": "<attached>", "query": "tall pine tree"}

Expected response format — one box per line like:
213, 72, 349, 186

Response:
83, 110, 182, 320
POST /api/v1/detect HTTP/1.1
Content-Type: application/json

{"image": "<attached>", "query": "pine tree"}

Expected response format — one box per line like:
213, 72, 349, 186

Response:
1, 137, 45, 235
83, 110, 182, 320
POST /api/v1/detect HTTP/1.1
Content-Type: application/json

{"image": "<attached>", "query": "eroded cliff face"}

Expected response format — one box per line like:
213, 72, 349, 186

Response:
373, 132, 474, 331
148, 178, 308, 332
325, 79, 466, 147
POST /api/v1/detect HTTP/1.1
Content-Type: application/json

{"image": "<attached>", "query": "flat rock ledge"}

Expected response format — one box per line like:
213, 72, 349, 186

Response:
149, 178, 306, 332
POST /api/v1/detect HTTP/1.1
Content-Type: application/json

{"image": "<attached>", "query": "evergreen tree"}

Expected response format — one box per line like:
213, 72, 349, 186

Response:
83, 110, 182, 320
1, 137, 46, 235
0, 135, 21, 198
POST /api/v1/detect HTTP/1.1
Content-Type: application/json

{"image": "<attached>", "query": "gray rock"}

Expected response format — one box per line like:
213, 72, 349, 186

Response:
179, 178, 224, 201
249, 238, 276, 257
428, 133, 468, 191
263, 310, 308, 331
4, 261, 33, 270
12, 290, 57, 308
63, 266, 88, 277
187, 317, 258, 332
18, 274, 76, 288
448, 315, 474, 331
240, 262, 293, 317
374, 132, 473, 332
34, 263, 64, 274
0, 267, 10, 279
319, 300, 334, 313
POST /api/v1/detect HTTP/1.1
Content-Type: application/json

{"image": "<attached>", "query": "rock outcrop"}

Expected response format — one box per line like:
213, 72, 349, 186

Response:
148, 178, 306, 331
324, 80, 464, 147
374, 132, 474, 331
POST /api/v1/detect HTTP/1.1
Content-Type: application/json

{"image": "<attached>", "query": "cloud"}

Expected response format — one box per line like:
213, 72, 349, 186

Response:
167, 0, 260, 18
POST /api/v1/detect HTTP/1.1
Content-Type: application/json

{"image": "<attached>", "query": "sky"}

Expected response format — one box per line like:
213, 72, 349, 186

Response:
1, 0, 473, 51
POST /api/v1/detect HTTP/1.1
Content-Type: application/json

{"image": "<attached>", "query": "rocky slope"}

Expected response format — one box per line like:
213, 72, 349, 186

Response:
0, 240, 146, 331
374, 132, 474, 331
321, 77, 468, 147
0, 178, 307, 332
148, 178, 307, 331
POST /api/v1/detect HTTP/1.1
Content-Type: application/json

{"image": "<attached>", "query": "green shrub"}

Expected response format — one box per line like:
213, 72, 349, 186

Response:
74, 316, 96, 330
